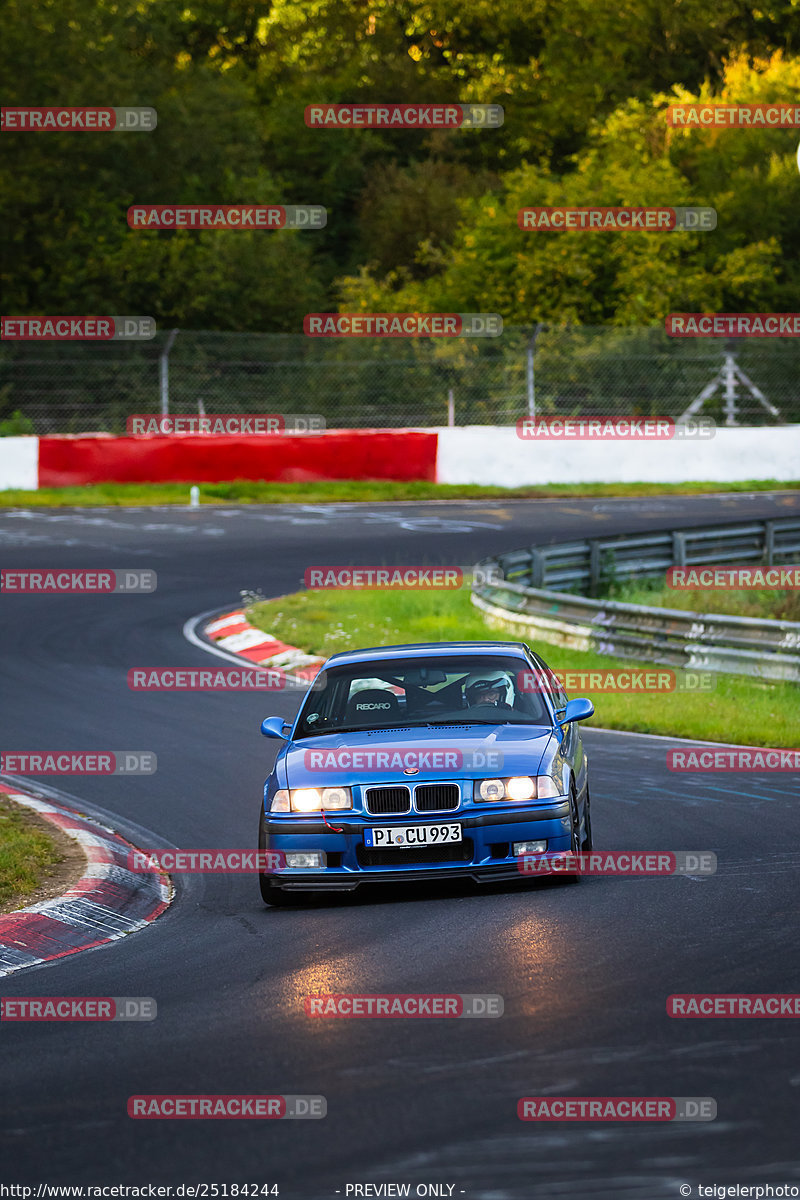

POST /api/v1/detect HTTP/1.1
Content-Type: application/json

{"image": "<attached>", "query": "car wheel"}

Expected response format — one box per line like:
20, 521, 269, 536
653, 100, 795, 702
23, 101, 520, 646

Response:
258, 805, 307, 907
581, 784, 593, 851
563, 788, 582, 885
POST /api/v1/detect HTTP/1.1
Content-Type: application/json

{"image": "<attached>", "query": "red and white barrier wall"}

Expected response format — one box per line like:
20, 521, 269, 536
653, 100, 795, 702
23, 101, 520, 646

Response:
435, 425, 800, 486
1, 426, 799, 490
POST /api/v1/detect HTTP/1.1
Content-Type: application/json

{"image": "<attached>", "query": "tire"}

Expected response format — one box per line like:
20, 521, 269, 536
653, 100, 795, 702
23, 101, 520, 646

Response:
563, 788, 582, 885
258, 805, 309, 907
581, 783, 593, 852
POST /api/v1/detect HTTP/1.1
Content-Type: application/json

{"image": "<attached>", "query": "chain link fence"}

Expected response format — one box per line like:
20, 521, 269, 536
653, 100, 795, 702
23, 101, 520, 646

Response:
1, 326, 799, 434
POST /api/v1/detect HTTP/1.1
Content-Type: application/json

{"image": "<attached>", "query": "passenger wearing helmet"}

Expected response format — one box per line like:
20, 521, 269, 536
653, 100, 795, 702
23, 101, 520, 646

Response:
463, 669, 515, 710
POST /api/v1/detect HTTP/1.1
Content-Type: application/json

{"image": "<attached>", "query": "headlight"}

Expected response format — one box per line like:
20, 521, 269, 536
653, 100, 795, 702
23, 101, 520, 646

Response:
270, 789, 290, 812
535, 776, 560, 799
473, 776, 561, 802
318, 787, 351, 811
291, 788, 323, 812
271, 787, 353, 813
506, 776, 536, 801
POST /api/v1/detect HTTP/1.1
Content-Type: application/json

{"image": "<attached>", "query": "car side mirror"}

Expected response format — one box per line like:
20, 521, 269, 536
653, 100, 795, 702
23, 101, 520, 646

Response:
261, 716, 290, 740
560, 698, 594, 724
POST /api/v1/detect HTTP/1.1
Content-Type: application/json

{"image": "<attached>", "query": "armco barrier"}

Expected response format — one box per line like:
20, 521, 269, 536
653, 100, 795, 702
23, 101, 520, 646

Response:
472, 518, 800, 682
36, 430, 438, 487
494, 520, 800, 597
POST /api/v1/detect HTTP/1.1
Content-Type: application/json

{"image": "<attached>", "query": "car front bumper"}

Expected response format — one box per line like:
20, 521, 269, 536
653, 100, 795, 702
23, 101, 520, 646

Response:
262, 799, 572, 891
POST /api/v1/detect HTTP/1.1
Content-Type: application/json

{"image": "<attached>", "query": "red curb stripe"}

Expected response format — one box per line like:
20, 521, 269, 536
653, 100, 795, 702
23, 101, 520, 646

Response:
202, 611, 325, 686
0, 788, 172, 977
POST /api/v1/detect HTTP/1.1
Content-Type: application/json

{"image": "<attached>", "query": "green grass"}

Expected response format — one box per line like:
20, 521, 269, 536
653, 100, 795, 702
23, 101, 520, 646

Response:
0, 794, 64, 910
603, 577, 800, 622
0, 478, 798, 507
246, 585, 799, 747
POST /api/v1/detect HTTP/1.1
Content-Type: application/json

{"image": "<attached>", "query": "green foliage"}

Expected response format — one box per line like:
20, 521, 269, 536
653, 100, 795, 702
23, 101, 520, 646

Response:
2, 479, 798, 507
0, 795, 63, 909
1, 1, 799, 332
0, 409, 35, 436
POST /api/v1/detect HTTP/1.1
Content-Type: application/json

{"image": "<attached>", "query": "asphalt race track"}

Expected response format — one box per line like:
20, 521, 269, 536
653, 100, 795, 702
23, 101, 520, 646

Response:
1, 492, 799, 1200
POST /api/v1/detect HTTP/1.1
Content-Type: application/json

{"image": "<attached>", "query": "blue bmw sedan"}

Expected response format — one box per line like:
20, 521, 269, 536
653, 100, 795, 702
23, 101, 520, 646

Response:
258, 641, 594, 905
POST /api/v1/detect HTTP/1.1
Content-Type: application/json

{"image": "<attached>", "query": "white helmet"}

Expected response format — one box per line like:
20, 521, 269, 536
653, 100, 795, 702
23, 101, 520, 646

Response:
464, 669, 514, 708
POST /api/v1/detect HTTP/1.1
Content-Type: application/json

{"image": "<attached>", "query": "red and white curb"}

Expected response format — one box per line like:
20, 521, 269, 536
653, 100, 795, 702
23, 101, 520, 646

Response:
203, 609, 324, 681
0, 787, 172, 978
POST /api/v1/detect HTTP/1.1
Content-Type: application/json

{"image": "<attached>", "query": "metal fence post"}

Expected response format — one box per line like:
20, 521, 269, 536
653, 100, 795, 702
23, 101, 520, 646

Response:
159, 329, 179, 416
447, 388, 455, 427
526, 323, 546, 419
763, 521, 775, 564
530, 549, 545, 588
588, 541, 601, 597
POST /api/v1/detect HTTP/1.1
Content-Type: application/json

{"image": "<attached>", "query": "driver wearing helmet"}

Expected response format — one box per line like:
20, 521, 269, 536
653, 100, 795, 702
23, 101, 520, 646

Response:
463, 669, 516, 710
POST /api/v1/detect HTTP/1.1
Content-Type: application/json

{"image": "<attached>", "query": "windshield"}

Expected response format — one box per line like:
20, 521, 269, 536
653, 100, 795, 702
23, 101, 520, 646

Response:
293, 653, 553, 739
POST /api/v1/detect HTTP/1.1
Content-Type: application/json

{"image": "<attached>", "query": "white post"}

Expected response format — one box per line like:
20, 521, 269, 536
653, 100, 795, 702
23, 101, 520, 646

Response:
527, 323, 545, 420
527, 342, 534, 419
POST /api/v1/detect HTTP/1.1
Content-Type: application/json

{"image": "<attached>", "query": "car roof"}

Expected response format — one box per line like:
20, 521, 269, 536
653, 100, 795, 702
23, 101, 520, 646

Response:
323, 641, 534, 668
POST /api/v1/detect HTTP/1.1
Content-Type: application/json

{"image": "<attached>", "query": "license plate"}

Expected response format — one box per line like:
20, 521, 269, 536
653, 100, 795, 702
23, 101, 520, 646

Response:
364, 822, 462, 849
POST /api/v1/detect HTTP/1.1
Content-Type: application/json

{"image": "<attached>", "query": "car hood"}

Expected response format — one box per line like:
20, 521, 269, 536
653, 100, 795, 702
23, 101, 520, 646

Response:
279, 724, 557, 790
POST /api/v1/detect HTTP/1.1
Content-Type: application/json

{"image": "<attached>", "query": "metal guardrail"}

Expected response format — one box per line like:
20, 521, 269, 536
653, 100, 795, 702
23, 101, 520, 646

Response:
472, 517, 800, 682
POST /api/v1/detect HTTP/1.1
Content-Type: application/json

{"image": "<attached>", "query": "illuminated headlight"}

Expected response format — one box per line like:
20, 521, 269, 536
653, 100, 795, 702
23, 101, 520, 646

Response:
473, 776, 562, 802
270, 787, 352, 813
514, 840, 547, 856
506, 776, 536, 801
284, 851, 325, 869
